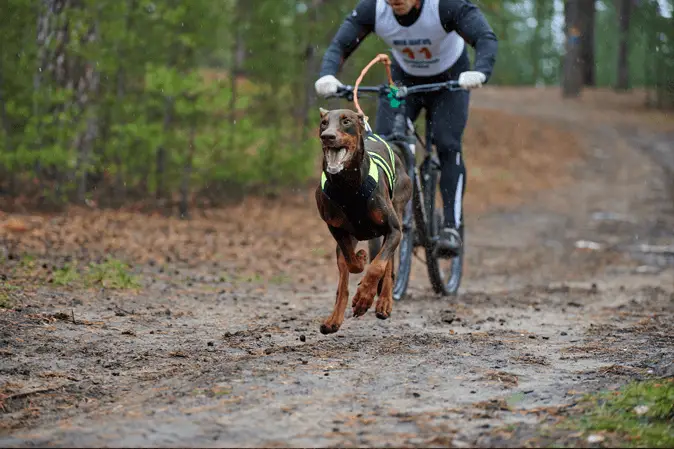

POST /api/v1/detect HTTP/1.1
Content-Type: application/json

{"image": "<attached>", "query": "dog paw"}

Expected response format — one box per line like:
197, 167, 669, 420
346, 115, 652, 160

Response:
375, 297, 392, 320
352, 287, 375, 318
320, 321, 341, 335
348, 249, 367, 274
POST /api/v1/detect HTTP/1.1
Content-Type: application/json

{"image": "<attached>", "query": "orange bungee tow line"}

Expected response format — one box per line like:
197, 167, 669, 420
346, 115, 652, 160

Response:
352, 53, 395, 132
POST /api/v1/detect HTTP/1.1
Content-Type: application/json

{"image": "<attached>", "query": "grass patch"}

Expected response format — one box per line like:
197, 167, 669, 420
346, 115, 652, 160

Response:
269, 274, 292, 285
0, 294, 12, 309
563, 378, 674, 448
86, 258, 140, 289
0, 282, 20, 308
52, 258, 140, 289
53, 263, 81, 286
0, 288, 15, 309
18, 254, 36, 269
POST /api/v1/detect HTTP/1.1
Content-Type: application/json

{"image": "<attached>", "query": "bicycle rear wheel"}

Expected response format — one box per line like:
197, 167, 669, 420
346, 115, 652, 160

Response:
422, 158, 465, 296
368, 197, 414, 301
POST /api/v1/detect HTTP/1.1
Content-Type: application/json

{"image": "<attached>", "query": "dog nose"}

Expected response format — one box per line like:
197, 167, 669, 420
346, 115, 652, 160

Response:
321, 130, 337, 142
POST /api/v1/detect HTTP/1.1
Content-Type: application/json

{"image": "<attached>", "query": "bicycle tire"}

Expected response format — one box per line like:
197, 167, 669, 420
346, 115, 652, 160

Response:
422, 161, 465, 296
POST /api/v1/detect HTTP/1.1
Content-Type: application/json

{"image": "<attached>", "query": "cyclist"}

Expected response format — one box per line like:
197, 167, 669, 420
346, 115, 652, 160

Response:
315, 0, 497, 257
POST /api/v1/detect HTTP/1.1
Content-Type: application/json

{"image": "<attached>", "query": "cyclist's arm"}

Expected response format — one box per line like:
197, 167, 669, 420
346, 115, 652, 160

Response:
439, 0, 498, 82
318, 0, 377, 78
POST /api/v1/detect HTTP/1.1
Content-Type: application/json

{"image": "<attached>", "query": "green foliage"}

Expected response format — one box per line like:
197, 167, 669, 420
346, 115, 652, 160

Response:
566, 378, 674, 448
0, 282, 19, 309
0, 0, 672, 208
52, 258, 139, 289
86, 258, 140, 289
53, 263, 82, 287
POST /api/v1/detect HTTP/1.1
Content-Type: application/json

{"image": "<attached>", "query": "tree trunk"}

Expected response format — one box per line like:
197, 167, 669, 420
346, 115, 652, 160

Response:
301, 0, 325, 141
75, 19, 100, 204
33, 0, 101, 202
0, 58, 12, 153
301, 43, 317, 138
228, 0, 245, 153
110, 0, 136, 204
0, 57, 16, 196
156, 96, 173, 206
654, 16, 674, 110
113, 65, 127, 203
579, 0, 596, 86
562, 0, 583, 97
179, 113, 197, 220
616, 0, 632, 91
531, 0, 546, 84
33, 0, 69, 189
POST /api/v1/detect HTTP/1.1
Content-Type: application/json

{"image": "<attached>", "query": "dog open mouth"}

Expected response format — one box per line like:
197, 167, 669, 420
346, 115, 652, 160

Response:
324, 147, 350, 174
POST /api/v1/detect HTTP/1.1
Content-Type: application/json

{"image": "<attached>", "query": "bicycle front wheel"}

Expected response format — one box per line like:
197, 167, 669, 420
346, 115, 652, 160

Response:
422, 160, 465, 296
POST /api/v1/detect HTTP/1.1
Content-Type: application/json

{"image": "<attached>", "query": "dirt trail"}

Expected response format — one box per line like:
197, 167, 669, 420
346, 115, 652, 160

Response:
1, 88, 673, 447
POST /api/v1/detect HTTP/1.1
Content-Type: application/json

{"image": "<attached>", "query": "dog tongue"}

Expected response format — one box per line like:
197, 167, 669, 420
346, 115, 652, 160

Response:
325, 148, 348, 173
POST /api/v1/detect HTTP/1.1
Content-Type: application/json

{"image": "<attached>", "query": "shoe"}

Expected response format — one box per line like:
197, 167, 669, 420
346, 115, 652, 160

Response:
434, 227, 462, 258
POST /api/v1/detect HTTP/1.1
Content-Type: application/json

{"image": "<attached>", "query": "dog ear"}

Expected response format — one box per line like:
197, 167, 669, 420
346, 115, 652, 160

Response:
319, 107, 329, 119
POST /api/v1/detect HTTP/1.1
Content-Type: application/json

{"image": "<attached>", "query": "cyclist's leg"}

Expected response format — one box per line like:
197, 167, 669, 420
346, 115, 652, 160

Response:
428, 50, 471, 255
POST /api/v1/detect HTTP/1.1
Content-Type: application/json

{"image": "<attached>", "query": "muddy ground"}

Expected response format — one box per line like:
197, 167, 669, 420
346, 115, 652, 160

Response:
1, 87, 673, 447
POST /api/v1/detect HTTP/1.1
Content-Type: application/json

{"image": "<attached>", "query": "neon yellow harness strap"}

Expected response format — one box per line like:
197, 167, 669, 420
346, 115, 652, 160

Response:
367, 134, 396, 198
368, 134, 396, 179
368, 152, 393, 190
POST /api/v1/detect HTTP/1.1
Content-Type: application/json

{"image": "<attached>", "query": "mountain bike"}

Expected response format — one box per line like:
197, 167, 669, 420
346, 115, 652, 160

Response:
328, 79, 465, 300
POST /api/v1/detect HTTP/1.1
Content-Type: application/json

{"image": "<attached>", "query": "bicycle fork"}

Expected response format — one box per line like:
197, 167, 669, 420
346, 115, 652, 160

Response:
408, 127, 441, 251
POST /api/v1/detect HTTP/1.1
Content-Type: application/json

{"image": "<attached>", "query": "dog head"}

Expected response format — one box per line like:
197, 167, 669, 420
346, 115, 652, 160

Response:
318, 108, 366, 175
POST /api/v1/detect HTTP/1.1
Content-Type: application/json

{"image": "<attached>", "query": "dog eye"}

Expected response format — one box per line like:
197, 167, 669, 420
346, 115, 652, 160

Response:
341, 118, 351, 126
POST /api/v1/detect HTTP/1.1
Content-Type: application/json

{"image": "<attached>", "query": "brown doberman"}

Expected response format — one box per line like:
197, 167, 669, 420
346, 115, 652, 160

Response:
315, 107, 413, 335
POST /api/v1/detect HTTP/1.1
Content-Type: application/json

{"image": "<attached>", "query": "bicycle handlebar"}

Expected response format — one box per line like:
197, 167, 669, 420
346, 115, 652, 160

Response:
327, 80, 464, 102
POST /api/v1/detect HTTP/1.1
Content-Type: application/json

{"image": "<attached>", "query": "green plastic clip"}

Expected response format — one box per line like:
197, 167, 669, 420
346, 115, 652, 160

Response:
388, 85, 403, 109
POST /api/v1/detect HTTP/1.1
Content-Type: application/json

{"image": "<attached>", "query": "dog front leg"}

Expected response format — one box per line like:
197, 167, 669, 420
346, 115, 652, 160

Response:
376, 199, 406, 319
321, 227, 367, 335
375, 259, 394, 319
352, 224, 401, 318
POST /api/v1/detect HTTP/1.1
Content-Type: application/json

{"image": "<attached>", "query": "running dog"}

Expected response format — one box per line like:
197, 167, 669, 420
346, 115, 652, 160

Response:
315, 107, 412, 334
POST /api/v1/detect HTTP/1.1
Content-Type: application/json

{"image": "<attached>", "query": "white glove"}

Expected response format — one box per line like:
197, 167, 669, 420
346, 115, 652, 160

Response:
458, 71, 487, 90
315, 75, 344, 98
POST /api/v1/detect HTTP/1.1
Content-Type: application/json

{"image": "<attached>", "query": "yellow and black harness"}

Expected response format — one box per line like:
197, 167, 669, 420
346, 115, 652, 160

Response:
320, 133, 396, 227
